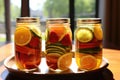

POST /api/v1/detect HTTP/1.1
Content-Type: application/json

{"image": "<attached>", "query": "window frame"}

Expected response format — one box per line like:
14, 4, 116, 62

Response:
4, 0, 99, 42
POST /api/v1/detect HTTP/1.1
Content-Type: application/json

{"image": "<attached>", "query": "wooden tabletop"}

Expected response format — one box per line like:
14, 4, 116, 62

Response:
0, 43, 120, 80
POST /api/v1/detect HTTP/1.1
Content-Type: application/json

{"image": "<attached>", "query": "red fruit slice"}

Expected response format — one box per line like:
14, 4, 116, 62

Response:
49, 31, 59, 43
78, 41, 101, 49
60, 34, 72, 46
29, 36, 41, 49
15, 45, 40, 55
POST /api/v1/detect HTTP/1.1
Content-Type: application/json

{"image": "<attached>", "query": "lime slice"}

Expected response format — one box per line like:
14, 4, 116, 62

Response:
46, 45, 66, 55
76, 28, 93, 43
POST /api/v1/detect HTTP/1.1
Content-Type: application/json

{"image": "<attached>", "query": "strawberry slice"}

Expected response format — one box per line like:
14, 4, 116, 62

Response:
15, 45, 40, 55
49, 31, 59, 43
77, 41, 101, 49
29, 36, 41, 49
60, 34, 72, 46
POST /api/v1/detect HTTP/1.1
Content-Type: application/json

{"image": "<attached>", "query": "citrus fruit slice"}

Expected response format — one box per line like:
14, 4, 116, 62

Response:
80, 55, 97, 70
94, 24, 103, 40
58, 53, 73, 70
30, 25, 41, 37
49, 24, 67, 41
46, 45, 65, 55
76, 28, 93, 43
15, 27, 32, 46
45, 28, 49, 41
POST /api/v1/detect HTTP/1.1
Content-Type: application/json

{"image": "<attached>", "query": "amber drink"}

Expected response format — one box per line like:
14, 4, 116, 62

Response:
75, 18, 103, 70
14, 17, 42, 71
45, 18, 73, 71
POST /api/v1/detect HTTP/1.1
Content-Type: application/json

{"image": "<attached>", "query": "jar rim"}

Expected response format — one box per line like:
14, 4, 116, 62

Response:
16, 17, 40, 23
77, 18, 101, 24
46, 18, 70, 23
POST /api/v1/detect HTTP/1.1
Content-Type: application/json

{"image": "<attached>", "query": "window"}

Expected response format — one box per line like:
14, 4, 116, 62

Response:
0, 0, 21, 44
10, 0, 21, 35
0, 0, 5, 44
29, 0, 96, 32
2, 0, 97, 43
30, 0, 69, 32
75, 0, 96, 18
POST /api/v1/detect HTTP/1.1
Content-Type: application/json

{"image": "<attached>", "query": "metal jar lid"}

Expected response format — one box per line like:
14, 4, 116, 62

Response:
77, 18, 101, 24
46, 18, 70, 24
16, 17, 40, 23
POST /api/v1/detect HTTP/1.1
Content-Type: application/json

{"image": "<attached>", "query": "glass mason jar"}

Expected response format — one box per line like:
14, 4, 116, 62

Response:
45, 18, 73, 71
14, 17, 42, 71
75, 18, 103, 70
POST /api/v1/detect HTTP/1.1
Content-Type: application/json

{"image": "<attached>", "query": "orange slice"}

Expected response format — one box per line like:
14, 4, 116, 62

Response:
58, 53, 73, 70
94, 24, 103, 40
49, 24, 67, 41
15, 27, 32, 46
80, 55, 97, 70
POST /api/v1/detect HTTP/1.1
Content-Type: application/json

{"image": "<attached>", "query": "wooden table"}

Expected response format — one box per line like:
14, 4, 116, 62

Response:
0, 43, 120, 80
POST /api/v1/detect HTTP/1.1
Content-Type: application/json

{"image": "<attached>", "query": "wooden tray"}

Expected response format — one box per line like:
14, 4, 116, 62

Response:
4, 56, 109, 75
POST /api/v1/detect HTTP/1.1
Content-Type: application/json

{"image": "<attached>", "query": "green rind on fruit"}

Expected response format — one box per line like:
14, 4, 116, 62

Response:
46, 48, 65, 55
46, 43, 66, 48
46, 43, 67, 55
30, 30, 41, 38
78, 47, 102, 54
46, 45, 65, 52
46, 51, 64, 55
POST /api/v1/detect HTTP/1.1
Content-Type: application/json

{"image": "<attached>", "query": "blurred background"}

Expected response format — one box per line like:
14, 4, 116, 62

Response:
0, 0, 120, 49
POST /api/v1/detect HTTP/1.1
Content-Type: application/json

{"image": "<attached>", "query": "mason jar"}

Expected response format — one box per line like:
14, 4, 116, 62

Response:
75, 18, 103, 70
45, 18, 73, 71
14, 17, 42, 71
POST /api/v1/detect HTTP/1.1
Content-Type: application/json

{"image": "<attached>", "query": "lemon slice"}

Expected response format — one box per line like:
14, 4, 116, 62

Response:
30, 25, 41, 37
15, 27, 32, 46
76, 28, 93, 43
80, 55, 97, 70
58, 53, 73, 70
